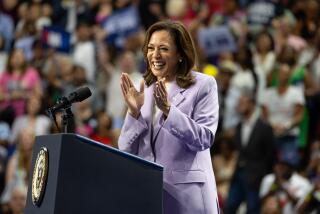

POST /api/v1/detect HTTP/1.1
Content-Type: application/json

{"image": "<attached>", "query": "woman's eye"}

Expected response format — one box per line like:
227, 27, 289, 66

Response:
160, 47, 168, 51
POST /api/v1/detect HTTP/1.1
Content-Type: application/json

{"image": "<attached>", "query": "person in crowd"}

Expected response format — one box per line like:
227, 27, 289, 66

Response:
106, 50, 142, 131
14, 3, 38, 62
69, 64, 104, 112
118, 20, 219, 213
45, 54, 74, 107
72, 21, 96, 83
30, 39, 47, 78
272, 45, 317, 96
7, 186, 26, 214
270, 45, 317, 149
260, 158, 312, 214
94, 0, 113, 25
253, 30, 276, 76
223, 46, 257, 132
95, 41, 115, 104
297, 164, 320, 213
0, 10, 14, 53
35, 2, 52, 31
0, 48, 42, 121
212, 137, 238, 208
261, 61, 305, 167
261, 195, 281, 214
90, 110, 115, 147
62, 0, 95, 33
272, 14, 306, 55
209, 0, 247, 45
1, 128, 35, 204
9, 95, 51, 145
295, 0, 319, 44
225, 90, 276, 214
215, 61, 236, 132
74, 99, 95, 137
138, 0, 166, 30
252, 30, 276, 101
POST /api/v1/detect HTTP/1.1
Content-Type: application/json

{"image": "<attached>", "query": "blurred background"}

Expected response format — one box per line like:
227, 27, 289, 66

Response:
0, 0, 319, 213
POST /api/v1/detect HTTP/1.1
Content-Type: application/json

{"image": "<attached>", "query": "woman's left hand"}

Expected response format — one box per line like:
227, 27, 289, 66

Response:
154, 79, 171, 116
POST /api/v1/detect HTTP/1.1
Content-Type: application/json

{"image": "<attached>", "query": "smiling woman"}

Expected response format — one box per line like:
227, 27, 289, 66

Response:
142, 21, 196, 89
146, 30, 179, 82
118, 20, 220, 214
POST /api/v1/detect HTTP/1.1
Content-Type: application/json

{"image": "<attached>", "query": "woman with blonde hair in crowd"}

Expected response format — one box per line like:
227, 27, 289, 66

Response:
1, 128, 35, 205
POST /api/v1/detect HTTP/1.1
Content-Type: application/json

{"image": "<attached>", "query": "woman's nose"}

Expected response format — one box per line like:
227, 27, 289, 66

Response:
154, 49, 161, 57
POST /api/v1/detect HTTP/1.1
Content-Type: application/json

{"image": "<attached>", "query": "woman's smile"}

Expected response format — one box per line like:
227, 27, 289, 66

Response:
147, 30, 180, 81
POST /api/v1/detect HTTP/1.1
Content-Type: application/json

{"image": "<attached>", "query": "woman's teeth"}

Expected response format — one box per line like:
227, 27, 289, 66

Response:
153, 62, 165, 69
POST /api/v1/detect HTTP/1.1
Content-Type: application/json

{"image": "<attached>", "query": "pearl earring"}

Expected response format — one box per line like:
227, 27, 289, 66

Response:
179, 59, 182, 62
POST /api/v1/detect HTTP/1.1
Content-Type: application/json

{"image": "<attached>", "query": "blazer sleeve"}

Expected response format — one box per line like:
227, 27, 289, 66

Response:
162, 76, 219, 151
118, 113, 148, 154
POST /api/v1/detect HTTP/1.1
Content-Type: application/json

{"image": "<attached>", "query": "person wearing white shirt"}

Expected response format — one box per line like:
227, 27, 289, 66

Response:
261, 62, 304, 167
72, 21, 96, 83
252, 31, 276, 103
260, 160, 312, 214
223, 47, 257, 131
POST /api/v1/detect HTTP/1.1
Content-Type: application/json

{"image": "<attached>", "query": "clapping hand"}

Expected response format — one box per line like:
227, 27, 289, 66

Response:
120, 73, 144, 118
154, 79, 171, 116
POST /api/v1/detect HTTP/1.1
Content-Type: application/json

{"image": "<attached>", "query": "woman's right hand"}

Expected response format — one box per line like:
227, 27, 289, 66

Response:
120, 73, 144, 118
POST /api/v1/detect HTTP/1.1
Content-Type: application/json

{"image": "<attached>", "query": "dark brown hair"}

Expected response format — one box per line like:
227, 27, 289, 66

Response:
6, 48, 28, 74
142, 20, 197, 88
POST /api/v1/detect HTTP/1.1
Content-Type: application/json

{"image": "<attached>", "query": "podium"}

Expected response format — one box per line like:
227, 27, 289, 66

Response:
24, 134, 163, 214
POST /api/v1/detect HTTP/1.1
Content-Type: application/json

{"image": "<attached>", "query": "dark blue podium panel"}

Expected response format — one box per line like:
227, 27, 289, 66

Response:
25, 134, 163, 214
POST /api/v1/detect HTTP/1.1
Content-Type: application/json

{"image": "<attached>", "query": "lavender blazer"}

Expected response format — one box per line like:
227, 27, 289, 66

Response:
118, 71, 220, 214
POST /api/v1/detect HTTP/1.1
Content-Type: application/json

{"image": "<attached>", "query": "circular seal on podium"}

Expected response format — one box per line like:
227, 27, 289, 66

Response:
32, 147, 49, 206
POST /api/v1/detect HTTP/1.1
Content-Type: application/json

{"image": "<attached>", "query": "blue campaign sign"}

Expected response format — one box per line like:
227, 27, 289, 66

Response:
103, 6, 141, 48
41, 26, 71, 53
197, 26, 237, 56
247, 1, 276, 25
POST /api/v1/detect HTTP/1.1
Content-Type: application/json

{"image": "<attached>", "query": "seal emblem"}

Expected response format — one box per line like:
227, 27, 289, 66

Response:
32, 147, 49, 206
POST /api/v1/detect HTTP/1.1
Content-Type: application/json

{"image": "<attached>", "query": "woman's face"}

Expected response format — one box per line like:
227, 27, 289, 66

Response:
27, 97, 41, 116
257, 34, 272, 53
278, 63, 291, 85
147, 30, 180, 81
98, 113, 111, 130
10, 49, 25, 69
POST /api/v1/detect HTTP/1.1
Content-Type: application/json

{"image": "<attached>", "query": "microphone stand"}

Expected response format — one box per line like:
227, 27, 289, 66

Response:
61, 106, 75, 133
46, 97, 75, 133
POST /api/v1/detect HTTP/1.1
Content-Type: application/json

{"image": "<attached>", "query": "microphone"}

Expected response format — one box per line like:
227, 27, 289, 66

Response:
47, 86, 92, 113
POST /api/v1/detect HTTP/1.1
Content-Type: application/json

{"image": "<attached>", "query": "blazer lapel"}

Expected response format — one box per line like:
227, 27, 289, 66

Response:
169, 81, 186, 107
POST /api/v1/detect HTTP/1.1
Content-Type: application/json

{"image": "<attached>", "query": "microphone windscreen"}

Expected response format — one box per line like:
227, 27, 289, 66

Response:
69, 87, 92, 103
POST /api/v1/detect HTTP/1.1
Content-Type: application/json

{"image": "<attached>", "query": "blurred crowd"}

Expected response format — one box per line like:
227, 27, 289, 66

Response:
0, 0, 319, 213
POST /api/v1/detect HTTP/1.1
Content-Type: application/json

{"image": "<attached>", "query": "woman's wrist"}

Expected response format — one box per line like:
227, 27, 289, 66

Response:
163, 105, 171, 117
128, 109, 140, 119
